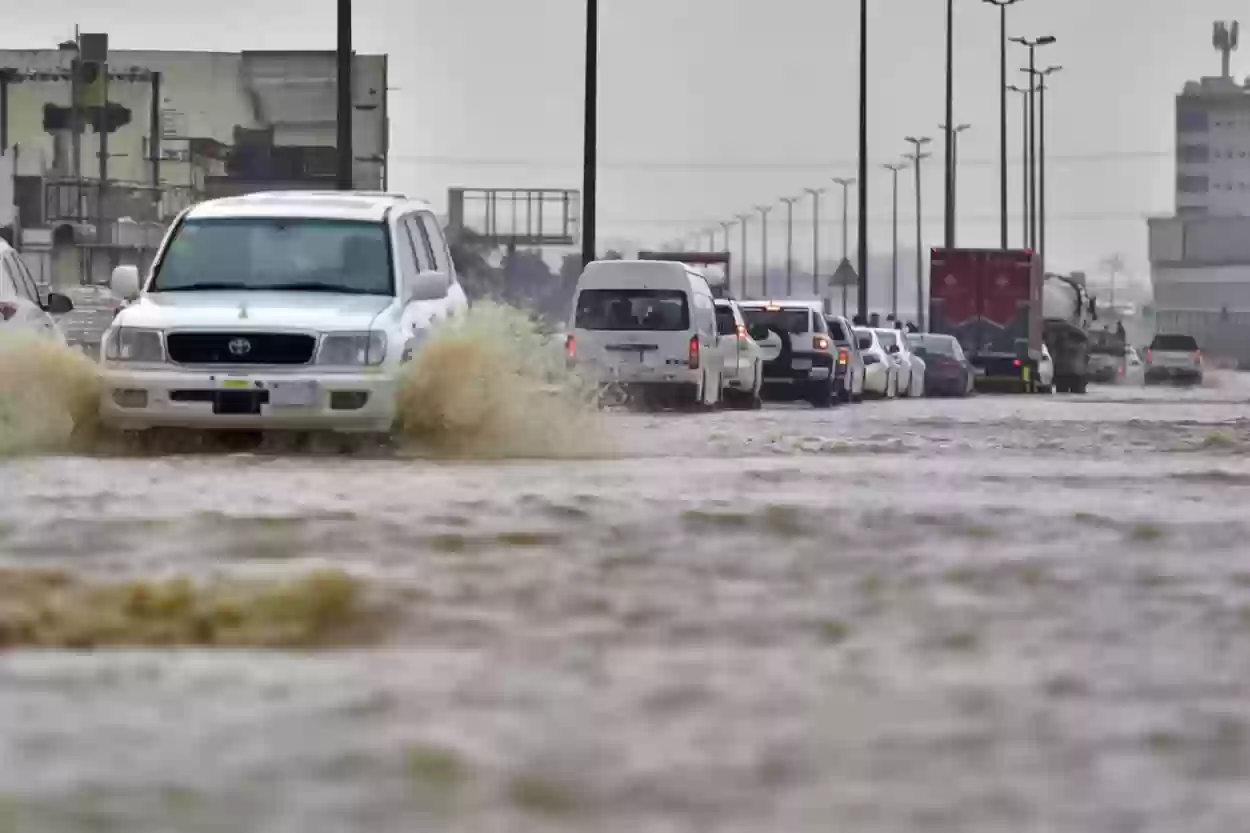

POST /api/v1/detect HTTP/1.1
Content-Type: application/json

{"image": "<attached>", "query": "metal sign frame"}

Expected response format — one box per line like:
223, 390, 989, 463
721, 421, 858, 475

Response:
447, 187, 579, 247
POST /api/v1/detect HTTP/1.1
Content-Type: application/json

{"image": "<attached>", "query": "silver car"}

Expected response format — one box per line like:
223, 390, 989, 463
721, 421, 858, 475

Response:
1145, 333, 1203, 385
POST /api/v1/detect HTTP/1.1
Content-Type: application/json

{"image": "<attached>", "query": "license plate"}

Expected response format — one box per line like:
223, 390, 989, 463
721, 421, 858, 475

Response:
792, 359, 813, 370
268, 380, 319, 407
221, 378, 251, 389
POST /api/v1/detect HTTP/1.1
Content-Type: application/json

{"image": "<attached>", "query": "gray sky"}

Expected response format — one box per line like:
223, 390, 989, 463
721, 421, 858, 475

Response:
3, 0, 1246, 284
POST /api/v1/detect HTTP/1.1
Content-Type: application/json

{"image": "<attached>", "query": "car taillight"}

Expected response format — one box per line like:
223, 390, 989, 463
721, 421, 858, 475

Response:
565, 333, 576, 360
688, 334, 700, 369
1193, 350, 1202, 362
814, 336, 829, 351
1013, 358, 1022, 367
0, 302, 16, 321
837, 347, 849, 364
1146, 349, 1153, 363
736, 324, 747, 338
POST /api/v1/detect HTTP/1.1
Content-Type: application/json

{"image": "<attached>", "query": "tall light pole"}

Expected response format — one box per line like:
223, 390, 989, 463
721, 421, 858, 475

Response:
336, 0, 353, 190
938, 123, 971, 245
581, 0, 599, 267
780, 195, 800, 295
719, 220, 733, 252
1032, 65, 1061, 274
942, 0, 955, 250
735, 213, 750, 299
1007, 84, 1033, 247
832, 177, 856, 316
856, 0, 870, 321
984, 0, 1021, 249
804, 187, 826, 297
904, 136, 931, 328
755, 205, 773, 297
882, 161, 908, 320
1010, 35, 1056, 250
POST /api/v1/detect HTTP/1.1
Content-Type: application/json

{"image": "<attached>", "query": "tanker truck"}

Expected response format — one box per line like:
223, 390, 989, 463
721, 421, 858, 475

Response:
1042, 272, 1097, 393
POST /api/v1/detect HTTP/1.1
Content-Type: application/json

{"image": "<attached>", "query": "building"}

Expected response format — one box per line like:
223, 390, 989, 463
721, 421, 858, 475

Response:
0, 44, 388, 289
1149, 21, 1250, 363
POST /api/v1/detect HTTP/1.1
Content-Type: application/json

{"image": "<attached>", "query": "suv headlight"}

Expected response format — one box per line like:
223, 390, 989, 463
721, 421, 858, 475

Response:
103, 327, 165, 363
317, 332, 387, 366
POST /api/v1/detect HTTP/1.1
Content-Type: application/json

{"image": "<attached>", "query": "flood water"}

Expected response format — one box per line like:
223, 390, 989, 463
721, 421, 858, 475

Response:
4, 375, 1250, 831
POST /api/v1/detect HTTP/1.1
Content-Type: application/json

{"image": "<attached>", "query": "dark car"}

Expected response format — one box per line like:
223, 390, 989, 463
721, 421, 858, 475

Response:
909, 333, 974, 396
825, 314, 865, 403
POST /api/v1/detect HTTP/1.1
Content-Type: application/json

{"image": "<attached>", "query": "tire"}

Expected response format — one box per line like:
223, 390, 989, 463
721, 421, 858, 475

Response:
1072, 377, 1088, 394
808, 376, 835, 408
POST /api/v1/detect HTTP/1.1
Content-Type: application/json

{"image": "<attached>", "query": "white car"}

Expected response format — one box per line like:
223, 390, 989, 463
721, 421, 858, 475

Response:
0, 239, 74, 343
714, 299, 763, 409
98, 190, 468, 435
854, 327, 898, 398
1037, 343, 1055, 393
874, 328, 925, 397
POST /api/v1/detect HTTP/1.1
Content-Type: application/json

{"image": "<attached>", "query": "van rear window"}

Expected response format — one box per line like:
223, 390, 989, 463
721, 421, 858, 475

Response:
1150, 334, 1198, 351
575, 289, 690, 331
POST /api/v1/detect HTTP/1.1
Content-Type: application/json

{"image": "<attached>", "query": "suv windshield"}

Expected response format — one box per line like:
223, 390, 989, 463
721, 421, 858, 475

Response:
151, 217, 393, 294
825, 317, 850, 342
741, 308, 811, 334
575, 289, 690, 330
1151, 334, 1198, 351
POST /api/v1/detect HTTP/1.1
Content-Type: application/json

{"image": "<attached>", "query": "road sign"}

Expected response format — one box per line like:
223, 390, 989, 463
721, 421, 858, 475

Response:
830, 258, 858, 288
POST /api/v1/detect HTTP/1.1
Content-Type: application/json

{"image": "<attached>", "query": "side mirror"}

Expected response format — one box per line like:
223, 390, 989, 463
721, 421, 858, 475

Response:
404, 270, 449, 302
111, 265, 141, 300
44, 292, 74, 315
747, 324, 770, 341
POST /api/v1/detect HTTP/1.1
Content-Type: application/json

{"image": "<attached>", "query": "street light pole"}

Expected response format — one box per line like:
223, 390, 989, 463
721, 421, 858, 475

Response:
736, 214, 750, 299
1010, 35, 1056, 251
756, 205, 772, 297
336, 0, 353, 190
1007, 84, 1032, 247
943, 0, 955, 250
719, 220, 733, 252
1033, 66, 1061, 274
938, 123, 971, 245
984, 0, 1021, 249
904, 136, 932, 328
581, 0, 599, 267
882, 161, 908, 320
832, 177, 855, 316
856, 0, 870, 321
804, 187, 825, 298
781, 196, 799, 297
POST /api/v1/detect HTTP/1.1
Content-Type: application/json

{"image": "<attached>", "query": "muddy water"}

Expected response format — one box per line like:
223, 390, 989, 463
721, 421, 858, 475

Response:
4, 377, 1250, 831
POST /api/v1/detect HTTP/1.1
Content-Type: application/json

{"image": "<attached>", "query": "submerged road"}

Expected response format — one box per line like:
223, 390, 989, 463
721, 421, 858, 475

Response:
3, 377, 1250, 831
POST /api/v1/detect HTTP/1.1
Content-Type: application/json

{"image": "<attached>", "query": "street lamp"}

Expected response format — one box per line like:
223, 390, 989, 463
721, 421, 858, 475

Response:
755, 205, 773, 297
735, 213, 751, 299
336, 0, 353, 190
780, 196, 800, 297
942, 0, 955, 250
856, 0, 870, 321
581, 0, 599, 267
1029, 65, 1062, 272
1007, 83, 1034, 247
832, 177, 856, 316
904, 137, 931, 328
804, 187, 826, 297
1010, 34, 1056, 250
882, 161, 909, 320
719, 220, 734, 252
983, 0, 1021, 249
938, 123, 971, 246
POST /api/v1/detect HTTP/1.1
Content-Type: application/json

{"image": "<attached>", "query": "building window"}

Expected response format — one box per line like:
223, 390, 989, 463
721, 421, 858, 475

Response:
1178, 107, 1209, 132
1178, 144, 1209, 163
1177, 174, 1209, 193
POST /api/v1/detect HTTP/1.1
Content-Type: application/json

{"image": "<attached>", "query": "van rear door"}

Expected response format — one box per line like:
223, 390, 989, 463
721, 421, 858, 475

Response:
572, 287, 694, 373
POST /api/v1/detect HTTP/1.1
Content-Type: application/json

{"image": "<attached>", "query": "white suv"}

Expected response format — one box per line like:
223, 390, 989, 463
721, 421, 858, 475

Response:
98, 191, 468, 435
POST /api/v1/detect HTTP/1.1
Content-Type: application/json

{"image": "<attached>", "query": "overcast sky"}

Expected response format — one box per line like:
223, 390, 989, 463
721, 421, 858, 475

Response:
2, 0, 1245, 287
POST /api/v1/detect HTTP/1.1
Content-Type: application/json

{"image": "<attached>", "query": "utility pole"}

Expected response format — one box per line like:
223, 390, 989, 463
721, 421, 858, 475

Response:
832, 177, 855, 316
755, 204, 772, 297
904, 136, 931, 328
943, 0, 955, 250
336, 0, 353, 190
939, 123, 971, 246
736, 213, 750, 299
1011, 35, 1056, 250
1007, 84, 1032, 247
882, 162, 908, 320
581, 0, 599, 267
1033, 66, 1061, 274
781, 196, 799, 296
719, 220, 733, 252
804, 187, 825, 297
984, 0, 1021, 249
856, 0, 870, 321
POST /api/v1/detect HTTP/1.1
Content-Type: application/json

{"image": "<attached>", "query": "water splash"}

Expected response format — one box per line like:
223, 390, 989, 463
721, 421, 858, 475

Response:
394, 301, 606, 458
0, 332, 100, 455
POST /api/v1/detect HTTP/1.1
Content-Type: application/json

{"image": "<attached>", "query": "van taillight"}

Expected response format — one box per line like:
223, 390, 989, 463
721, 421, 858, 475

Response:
688, 334, 700, 369
0, 302, 16, 321
837, 347, 849, 364
565, 333, 576, 359
814, 336, 829, 351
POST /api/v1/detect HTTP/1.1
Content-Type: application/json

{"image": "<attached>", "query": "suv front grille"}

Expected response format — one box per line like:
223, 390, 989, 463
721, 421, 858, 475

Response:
166, 332, 317, 365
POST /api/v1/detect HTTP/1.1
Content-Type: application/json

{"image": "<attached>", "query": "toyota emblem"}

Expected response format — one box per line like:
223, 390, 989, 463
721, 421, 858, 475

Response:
227, 337, 252, 357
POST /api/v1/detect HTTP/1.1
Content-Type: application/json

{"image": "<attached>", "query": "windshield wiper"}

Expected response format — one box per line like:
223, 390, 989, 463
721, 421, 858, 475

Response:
249, 282, 379, 294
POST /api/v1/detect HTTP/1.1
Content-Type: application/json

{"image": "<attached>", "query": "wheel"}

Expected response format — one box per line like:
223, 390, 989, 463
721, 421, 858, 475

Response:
1072, 377, 1088, 394
1038, 383, 1052, 394
808, 376, 835, 408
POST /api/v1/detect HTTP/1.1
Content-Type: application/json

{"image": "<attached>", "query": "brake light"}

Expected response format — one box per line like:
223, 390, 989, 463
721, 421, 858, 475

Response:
736, 324, 747, 338
1146, 349, 1153, 363
0, 302, 16, 321
814, 336, 829, 351
837, 347, 849, 365
688, 334, 700, 369
1193, 350, 1202, 362
1013, 359, 1021, 367
565, 333, 576, 360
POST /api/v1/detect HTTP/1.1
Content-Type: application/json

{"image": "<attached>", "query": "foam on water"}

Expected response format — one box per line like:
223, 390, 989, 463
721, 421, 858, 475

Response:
0, 332, 100, 455
394, 301, 606, 458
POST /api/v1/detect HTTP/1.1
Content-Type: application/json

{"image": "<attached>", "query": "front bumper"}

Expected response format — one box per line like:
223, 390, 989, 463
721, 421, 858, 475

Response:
98, 365, 398, 433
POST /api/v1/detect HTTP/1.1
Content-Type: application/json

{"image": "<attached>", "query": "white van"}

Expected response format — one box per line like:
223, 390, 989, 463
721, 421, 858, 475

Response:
567, 260, 724, 408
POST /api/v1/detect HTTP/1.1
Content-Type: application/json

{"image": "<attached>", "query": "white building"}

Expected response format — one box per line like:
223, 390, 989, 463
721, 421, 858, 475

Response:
1149, 22, 1250, 363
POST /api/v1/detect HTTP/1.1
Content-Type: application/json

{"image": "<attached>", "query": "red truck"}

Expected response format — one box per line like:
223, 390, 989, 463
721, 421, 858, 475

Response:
929, 248, 1043, 392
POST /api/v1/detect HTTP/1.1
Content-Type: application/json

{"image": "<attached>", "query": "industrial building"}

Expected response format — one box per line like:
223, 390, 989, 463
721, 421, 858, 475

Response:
1149, 21, 1250, 362
0, 39, 388, 293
